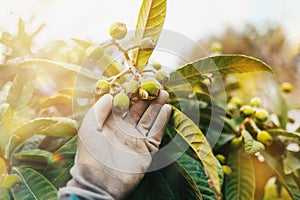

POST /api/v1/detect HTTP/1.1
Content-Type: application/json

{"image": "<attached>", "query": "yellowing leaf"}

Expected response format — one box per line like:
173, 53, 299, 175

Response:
170, 106, 221, 194
168, 54, 272, 86
6, 117, 78, 156
0, 157, 7, 175
134, 0, 167, 69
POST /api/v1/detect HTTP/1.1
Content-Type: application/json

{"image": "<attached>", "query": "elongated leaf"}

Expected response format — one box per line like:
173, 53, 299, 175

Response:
261, 151, 300, 199
176, 154, 219, 200
0, 186, 10, 200
167, 55, 272, 85
283, 155, 300, 175
44, 136, 77, 188
134, 0, 167, 69
17, 59, 98, 80
37, 95, 72, 110
170, 106, 221, 194
7, 117, 78, 155
225, 149, 255, 200
11, 167, 58, 200
6, 74, 34, 111
126, 171, 174, 200
243, 129, 265, 155
13, 149, 52, 163
267, 129, 300, 138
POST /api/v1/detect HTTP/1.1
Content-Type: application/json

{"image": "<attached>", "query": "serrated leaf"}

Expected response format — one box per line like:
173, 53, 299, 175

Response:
170, 106, 221, 194
17, 59, 98, 80
167, 54, 272, 86
243, 129, 265, 155
44, 136, 77, 188
13, 149, 52, 163
225, 149, 255, 200
261, 151, 300, 199
133, 0, 167, 69
176, 154, 220, 200
7, 117, 78, 155
125, 171, 174, 200
267, 129, 300, 138
11, 167, 58, 200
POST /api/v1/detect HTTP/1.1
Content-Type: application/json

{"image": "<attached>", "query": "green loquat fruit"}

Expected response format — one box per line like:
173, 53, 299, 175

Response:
140, 37, 156, 50
280, 82, 293, 93
139, 78, 161, 100
240, 105, 254, 117
257, 130, 273, 146
155, 71, 170, 84
254, 109, 269, 122
109, 22, 127, 40
95, 80, 110, 96
113, 93, 130, 114
152, 62, 161, 70
250, 97, 262, 107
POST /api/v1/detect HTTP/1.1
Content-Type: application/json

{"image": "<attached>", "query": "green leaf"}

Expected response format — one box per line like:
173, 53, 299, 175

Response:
6, 74, 34, 111
1, 174, 20, 189
37, 95, 72, 110
134, 0, 167, 69
7, 117, 78, 155
0, 186, 10, 200
261, 151, 300, 199
267, 129, 300, 138
44, 136, 77, 188
225, 149, 255, 200
11, 167, 58, 200
13, 149, 52, 163
176, 154, 219, 200
243, 129, 265, 155
167, 54, 272, 86
170, 106, 221, 194
283, 154, 300, 175
126, 171, 174, 200
17, 59, 99, 80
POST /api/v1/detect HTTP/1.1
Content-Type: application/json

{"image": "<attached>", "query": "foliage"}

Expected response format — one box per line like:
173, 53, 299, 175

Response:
0, 0, 299, 199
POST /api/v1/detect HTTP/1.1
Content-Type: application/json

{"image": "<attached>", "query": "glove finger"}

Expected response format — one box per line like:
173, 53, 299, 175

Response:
124, 99, 150, 125
136, 90, 169, 135
147, 104, 172, 149
80, 94, 113, 134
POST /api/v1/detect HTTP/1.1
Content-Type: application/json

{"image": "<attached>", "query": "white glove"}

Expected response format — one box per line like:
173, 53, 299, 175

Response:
58, 90, 171, 200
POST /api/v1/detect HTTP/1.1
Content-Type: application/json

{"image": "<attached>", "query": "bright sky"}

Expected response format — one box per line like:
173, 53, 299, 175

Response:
1, 0, 300, 48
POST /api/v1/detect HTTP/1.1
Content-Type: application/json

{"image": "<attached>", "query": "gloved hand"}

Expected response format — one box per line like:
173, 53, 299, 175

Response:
58, 90, 171, 200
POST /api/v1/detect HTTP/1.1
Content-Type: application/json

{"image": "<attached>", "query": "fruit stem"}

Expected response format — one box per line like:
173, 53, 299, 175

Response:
143, 69, 156, 74
111, 39, 131, 61
108, 68, 131, 85
125, 45, 140, 52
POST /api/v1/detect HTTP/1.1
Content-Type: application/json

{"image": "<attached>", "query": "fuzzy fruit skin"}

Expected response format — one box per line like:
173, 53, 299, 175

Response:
257, 131, 273, 146
280, 82, 293, 93
95, 80, 110, 96
254, 109, 269, 122
109, 22, 127, 40
152, 62, 161, 70
85, 45, 104, 62
155, 71, 170, 84
113, 93, 130, 114
140, 37, 155, 50
139, 78, 161, 100
222, 165, 232, 176
124, 80, 139, 96
216, 154, 226, 164
229, 96, 242, 107
250, 97, 261, 107
240, 105, 254, 117
230, 137, 243, 149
